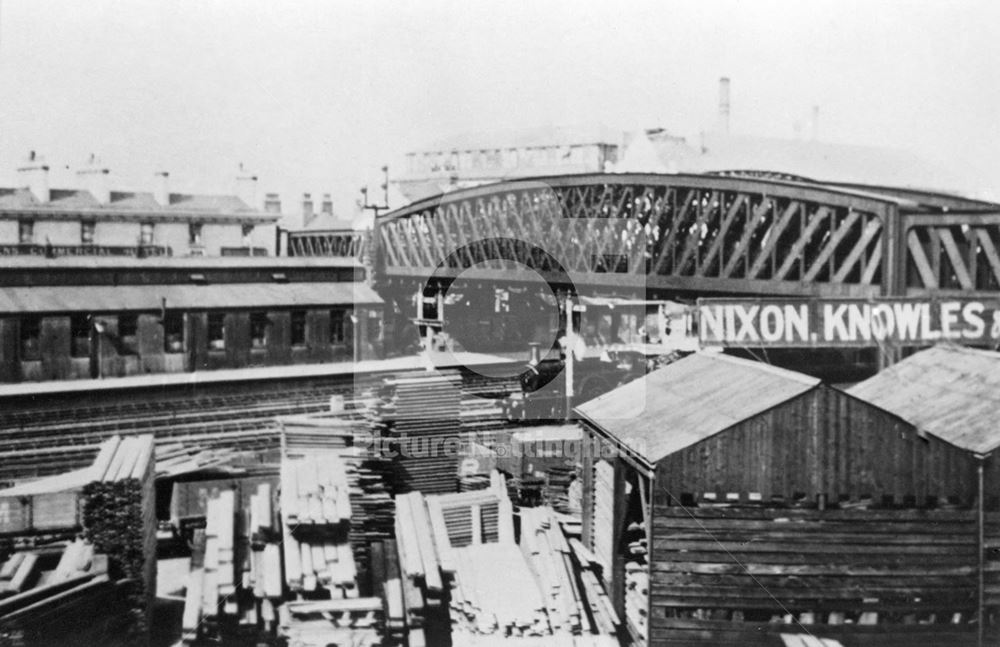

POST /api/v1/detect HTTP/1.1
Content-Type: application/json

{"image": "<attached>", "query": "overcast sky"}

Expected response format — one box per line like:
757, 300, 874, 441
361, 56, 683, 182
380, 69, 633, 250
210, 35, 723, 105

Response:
1, 0, 998, 212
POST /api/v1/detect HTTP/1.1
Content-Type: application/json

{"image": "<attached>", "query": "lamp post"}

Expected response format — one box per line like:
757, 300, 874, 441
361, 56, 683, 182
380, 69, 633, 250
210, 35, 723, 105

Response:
361, 165, 390, 218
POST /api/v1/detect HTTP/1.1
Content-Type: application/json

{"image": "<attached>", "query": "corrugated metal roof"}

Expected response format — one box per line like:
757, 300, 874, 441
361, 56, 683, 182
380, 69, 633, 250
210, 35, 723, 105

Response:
575, 352, 820, 464
848, 345, 1000, 455
0, 282, 382, 313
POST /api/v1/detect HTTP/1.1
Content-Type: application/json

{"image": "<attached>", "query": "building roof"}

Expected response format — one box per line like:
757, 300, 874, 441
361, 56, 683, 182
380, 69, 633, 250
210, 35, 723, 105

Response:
644, 131, 961, 194
847, 345, 1000, 455
575, 352, 820, 464
0, 187, 276, 222
0, 281, 382, 313
0, 255, 361, 270
420, 123, 622, 153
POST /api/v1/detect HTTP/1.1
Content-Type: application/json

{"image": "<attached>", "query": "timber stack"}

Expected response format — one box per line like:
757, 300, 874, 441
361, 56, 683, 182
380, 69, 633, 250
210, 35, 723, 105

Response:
280, 455, 358, 597
0, 540, 133, 646
390, 471, 619, 646
369, 373, 463, 494
79, 435, 156, 646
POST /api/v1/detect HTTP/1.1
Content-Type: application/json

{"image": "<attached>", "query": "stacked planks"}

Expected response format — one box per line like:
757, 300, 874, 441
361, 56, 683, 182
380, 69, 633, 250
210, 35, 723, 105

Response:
391, 492, 447, 646
280, 455, 358, 597
624, 520, 649, 639
278, 411, 396, 597
277, 597, 384, 647
369, 373, 463, 494
387, 472, 619, 646
183, 484, 286, 645
80, 434, 157, 645
0, 540, 133, 646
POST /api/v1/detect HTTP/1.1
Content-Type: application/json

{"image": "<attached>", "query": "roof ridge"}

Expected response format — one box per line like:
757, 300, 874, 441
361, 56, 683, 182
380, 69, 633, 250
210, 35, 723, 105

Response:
700, 351, 821, 386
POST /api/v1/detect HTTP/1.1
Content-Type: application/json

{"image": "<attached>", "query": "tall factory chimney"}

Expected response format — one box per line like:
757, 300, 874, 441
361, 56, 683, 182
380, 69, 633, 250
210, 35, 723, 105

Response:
718, 77, 731, 135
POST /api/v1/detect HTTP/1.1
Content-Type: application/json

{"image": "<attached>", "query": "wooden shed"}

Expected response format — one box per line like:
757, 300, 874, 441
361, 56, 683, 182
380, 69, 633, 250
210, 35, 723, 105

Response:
575, 352, 996, 647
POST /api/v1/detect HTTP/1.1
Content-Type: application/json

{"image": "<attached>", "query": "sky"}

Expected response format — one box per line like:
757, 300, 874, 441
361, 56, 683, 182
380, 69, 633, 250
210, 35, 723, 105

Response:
0, 0, 998, 215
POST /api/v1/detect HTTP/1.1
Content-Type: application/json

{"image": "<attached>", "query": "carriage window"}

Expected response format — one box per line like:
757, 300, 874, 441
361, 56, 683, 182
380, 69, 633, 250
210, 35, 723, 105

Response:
70, 314, 91, 358
19, 317, 40, 361
118, 314, 138, 354
164, 311, 185, 353
208, 313, 225, 350
291, 310, 306, 347
250, 312, 268, 349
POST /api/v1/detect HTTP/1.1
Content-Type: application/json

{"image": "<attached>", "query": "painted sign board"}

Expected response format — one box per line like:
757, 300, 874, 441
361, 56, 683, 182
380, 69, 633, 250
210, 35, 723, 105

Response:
698, 297, 1000, 348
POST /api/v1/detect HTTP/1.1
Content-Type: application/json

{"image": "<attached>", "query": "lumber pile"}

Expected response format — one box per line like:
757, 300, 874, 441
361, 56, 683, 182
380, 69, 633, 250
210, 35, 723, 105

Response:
280, 455, 358, 597
277, 597, 384, 647
369, 373, 463, 494
155, 443, 245, 477
623, 520, 649, 638
181, 483, 286, 645
80, 434, 156, 645
387, 472, 618, 646
0, 541, 132, 646
278, 413, 396, 595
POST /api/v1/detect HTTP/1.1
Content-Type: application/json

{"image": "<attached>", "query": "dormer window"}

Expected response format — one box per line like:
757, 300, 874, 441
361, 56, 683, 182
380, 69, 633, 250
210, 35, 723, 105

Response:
189, 222, 203, 246
18, 220, 33, 244
81, 220, 96, 245
140, 222, 155, 246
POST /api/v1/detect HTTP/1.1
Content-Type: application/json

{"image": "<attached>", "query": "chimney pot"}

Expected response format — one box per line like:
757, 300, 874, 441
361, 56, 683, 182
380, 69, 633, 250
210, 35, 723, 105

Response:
77, 156, 110, 204
154, 171, 170, 206
302, 192, 314, 226
18, 152, 50, 203
264, 193, 281, 214
321, 193, 333, 215
235, 165, 258, 208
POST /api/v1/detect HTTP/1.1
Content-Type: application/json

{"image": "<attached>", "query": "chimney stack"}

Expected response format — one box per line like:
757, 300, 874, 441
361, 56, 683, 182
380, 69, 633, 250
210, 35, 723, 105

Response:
302, 193, 314, 227
77, 154, 110, 204
811, 105, 820, 141
264, 193, 281, 214
718, 77, 731, 135
154, 171, 171, 206
18, 151, 50, 203
235, 163, 258, 208
321, 193, 333, 215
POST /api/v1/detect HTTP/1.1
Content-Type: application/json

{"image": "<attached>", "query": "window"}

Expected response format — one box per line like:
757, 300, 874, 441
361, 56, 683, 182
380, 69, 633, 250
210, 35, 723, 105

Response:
70, 314, 91, 358
164, 311, 185, 353
19, 317, 40, 361
140, 222, 155, 246
241, 224, 254, 246
189, 223, 203, 246
291, 310, 306, 347
18, 220, 33, 245
118, 313, 138, 354
330, 308, 346, 344
81, 221, 96, 245
208, 313, 225, 350
250, 312, 268, 349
